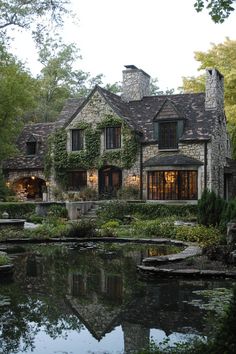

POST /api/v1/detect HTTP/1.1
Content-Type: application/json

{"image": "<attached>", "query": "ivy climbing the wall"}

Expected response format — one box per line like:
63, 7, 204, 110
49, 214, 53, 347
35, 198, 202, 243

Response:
44, 115, 139, 187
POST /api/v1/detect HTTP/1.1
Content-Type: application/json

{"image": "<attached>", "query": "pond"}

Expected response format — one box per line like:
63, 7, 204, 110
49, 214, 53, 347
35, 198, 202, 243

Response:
0, 242, 235, 354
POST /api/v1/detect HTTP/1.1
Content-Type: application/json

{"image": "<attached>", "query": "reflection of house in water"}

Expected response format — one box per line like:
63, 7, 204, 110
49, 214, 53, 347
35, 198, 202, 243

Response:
11, 246, 206, 354
66, 265, 204, 354
67, 268, 124, 341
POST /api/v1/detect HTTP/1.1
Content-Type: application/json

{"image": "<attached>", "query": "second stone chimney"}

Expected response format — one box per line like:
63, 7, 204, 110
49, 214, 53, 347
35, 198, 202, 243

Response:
205, 68, 224, 111
122, 65, 150, 102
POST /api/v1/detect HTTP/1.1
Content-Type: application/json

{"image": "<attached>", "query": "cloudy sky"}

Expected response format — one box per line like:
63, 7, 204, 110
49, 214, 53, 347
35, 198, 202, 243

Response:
11, 0, 236, 92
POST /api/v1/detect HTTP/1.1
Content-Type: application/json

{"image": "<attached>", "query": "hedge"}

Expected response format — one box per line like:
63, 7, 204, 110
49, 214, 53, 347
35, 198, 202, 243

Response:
97, 201, 197, 222
0, 203, 36, 219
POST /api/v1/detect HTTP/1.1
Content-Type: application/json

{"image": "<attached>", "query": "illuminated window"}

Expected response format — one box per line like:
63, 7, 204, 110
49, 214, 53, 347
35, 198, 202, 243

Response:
148, 170, 197, 200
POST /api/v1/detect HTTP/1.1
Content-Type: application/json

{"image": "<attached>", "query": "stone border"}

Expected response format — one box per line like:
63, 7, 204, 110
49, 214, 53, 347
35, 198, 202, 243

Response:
138, 265, 236, 279
2, 236, 235, 279
0, 264, 14, 278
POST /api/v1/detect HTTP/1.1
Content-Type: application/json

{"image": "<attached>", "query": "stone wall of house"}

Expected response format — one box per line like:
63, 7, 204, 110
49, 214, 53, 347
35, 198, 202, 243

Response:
7, 169, 45, 184
141, 142, 207, 200
121, 66, 150, 102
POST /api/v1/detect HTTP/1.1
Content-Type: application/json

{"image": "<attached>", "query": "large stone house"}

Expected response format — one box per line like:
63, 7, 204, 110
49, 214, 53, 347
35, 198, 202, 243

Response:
3, 65, 234, 202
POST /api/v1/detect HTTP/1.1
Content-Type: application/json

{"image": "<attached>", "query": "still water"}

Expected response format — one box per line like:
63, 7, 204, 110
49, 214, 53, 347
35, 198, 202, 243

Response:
0, 242, 234, 354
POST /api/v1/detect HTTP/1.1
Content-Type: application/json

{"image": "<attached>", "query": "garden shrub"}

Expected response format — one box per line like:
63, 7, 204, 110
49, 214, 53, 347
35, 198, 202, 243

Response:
198, 189, 225, 227
175, 225, 222, 247
117, 186, 140, 200
0, 202, 35, 219
48, 204, 68, 218
220, 198, 236, 230
67, 220, 98, 238
97, 201, 197, 222
132, 218, 176, 238
0, 252, 11, 266
100, 220, 121, 237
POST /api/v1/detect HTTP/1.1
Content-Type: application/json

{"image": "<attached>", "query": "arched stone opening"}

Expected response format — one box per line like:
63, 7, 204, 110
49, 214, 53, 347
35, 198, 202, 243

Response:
12, 176, 47, 201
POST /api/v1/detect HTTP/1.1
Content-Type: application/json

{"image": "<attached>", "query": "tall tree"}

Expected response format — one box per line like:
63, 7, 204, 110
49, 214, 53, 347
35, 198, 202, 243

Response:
181, 38, 236, 156
35, 37, 104, 122
0, 45, 37, 161
0, 0, 71, 44
194, 0, 235, 23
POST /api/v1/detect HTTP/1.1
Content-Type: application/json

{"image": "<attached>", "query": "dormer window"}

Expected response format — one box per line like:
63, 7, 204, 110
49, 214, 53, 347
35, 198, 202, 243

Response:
26, 141, 36, 155
105, 127, 121, 149
159, 122, 178, 149
71, 129, 84, 151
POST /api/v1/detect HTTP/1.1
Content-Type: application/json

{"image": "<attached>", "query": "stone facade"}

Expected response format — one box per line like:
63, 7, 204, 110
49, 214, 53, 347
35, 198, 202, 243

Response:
3, 65, 233, 202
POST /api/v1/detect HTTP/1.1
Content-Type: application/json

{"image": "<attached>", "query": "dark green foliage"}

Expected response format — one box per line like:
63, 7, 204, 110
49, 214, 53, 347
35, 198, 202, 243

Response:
117, 186, 140, 200
220, 198, 236, 228
197, 189, 225, 226
210, 286, 236, 353
48, 204, 68, 218
97, 201, 197, 222
0, 172, 9, 201
67, 220, 98, 238
194, 0, 235, 23
0, 202, 35, 218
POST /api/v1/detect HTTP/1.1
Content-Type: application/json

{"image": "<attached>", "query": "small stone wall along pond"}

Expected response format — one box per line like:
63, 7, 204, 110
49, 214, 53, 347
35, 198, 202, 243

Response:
0, 242, 235, 354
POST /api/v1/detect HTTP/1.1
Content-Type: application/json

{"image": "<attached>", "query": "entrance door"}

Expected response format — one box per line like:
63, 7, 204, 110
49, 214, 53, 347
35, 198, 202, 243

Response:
99, 166, 122, 198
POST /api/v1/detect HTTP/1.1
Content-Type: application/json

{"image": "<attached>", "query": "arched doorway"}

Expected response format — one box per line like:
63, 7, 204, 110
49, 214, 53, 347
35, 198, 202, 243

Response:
99, 166, 122, 198
12, 176, 46, 201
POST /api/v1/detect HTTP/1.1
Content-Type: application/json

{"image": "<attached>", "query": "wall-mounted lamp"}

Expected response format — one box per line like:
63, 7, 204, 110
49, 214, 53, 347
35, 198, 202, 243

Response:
132, 173, 137, 182
89, 173, 95, 183
31, 176, 35, 180
5, 181, 10, 188
45, 181, 50, 187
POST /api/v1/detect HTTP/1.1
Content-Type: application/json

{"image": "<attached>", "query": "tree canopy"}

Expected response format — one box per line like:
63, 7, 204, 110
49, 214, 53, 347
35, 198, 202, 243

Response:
181, 38, 236, 156
0, 45, 37, 161
194, 0, 235, 23
0, 0, 71, 44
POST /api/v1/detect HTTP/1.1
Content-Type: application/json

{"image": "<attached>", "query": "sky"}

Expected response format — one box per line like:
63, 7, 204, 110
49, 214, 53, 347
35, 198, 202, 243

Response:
10, 0, 236, 92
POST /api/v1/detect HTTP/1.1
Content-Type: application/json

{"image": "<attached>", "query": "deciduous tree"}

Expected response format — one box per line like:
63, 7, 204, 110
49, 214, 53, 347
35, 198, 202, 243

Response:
194, 0, 235, 23
181, 38, 236, 156
0, 45, 37, 161
0, 0, 71, 44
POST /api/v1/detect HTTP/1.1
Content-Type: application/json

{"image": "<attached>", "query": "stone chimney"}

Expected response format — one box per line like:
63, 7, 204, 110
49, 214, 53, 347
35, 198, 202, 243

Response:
205, 68, 224, 111
122, 65, 150, 102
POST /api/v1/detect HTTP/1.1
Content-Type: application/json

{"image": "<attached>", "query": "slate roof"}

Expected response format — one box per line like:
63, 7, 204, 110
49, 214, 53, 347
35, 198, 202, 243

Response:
97, 87, 214, 142
143, 154, 203, 167
3, 86, 216, 172
55, 97, 85, 128
2, 123, 54, 170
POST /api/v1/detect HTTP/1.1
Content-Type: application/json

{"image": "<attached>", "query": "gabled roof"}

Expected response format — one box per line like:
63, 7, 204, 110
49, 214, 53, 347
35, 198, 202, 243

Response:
143, 154, 203, 167
64, 85, 142, 133
2, 123, 54, 170
153, 98, 185, 121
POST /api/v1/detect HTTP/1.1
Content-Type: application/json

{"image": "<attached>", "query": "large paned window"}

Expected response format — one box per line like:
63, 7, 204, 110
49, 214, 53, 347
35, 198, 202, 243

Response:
67, 171, 87, 190
105, 127, 121, 149
159, 122, 177, 149
71, 129, 84, 151
148, 170, 197, 200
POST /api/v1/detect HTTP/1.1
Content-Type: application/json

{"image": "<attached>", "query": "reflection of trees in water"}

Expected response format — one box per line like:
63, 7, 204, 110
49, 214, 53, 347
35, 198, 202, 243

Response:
0, 286, 83, 353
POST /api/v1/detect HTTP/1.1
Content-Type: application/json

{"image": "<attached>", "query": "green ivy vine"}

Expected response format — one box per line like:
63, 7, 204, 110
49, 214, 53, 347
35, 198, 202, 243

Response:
44, 115, 139, 187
